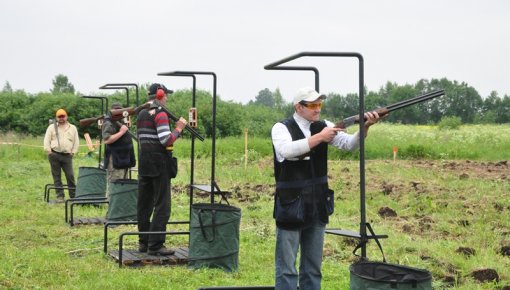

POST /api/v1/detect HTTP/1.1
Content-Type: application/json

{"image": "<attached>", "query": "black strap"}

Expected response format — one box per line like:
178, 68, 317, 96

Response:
213, 181, 230, 205
54, 120, 61, 150
352, 222, 386, 262
366, 222, 386, 262
198, 209, 216, 243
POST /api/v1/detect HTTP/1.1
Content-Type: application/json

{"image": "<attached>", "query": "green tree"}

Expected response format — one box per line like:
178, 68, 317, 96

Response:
51, 74, 75, 94
273, 88, 285, 110
2, 81, 13, 93
253, 88, 275, 108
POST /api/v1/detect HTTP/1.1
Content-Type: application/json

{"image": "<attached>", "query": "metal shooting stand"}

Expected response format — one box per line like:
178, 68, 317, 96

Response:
265, 52, 388, 260
104, 75, 216, 267
99, 83, 140, 107
158, 71, 229, 204
96, 83, 186, 266
61, 96, 109, 227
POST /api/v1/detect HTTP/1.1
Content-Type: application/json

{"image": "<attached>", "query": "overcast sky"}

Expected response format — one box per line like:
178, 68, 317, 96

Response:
1, 0, 509, 104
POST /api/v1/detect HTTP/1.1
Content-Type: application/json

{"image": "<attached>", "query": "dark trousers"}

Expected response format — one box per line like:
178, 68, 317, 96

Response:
137, 153, 171, 250
48, 153, 76, 198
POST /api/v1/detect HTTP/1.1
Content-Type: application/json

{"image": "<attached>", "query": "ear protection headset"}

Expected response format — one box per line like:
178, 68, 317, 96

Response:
156, 87, 166, 100
148, 83, 166, 100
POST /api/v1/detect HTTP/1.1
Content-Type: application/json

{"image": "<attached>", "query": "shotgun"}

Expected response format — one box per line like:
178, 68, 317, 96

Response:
80, 101, 205, 141
79, 103, 149, 128
335, 89, 445, 129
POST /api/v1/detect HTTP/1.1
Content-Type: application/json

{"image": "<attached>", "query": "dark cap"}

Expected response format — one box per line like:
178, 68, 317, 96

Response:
111, 102, 123, 110
148, 83, 173, 97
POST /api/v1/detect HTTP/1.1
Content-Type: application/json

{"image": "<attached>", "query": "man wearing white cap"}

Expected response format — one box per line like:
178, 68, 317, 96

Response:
271, 87, 380, 290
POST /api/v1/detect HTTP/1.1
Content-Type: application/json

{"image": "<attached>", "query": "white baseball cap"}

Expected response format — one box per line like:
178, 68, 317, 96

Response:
293, 86, 327, 105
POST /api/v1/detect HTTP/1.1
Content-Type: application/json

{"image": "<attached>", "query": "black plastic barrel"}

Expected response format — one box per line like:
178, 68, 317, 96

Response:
350, 261, 432, 290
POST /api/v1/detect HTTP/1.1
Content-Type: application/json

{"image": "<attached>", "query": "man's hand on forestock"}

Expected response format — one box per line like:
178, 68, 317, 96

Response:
363, 111, 381, 137
175, 117, 188, 133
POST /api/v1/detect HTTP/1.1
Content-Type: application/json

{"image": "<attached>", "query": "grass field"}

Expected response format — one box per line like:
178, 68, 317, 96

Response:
1, 124, 509, 289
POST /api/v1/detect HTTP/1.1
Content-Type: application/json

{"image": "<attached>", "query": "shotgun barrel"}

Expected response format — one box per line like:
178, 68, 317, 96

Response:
335, 89, 445, 129
153, 102, 205, 141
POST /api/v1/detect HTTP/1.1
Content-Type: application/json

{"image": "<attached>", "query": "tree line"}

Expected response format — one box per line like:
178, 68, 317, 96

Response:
1, 75, 509, 139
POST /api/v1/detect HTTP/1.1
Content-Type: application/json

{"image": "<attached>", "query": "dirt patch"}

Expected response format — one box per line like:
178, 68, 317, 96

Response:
501, 246, 510, 256
471, 268, 499, 283
422, 160, 509, 180
378, 206, 397, 218
455, 247, 476, 257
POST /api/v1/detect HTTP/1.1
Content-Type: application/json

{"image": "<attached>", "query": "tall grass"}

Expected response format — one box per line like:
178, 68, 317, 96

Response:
0, 124, 509, 289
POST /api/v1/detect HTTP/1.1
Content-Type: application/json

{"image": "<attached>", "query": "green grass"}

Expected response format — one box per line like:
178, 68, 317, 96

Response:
1, 125, 510, 289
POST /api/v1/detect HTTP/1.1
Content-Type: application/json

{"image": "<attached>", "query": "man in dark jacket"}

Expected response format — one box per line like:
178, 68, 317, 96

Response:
136, 83, 187, 256
271, 87, 380, 290
102, 102, 136, 185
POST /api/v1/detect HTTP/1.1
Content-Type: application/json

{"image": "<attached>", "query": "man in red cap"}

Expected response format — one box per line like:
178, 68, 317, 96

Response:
43, 108, 79, 201
136, 83, 187, 255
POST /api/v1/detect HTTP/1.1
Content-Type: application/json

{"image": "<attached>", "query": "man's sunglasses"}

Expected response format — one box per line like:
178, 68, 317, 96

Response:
57, 115, 66, 118
300, 102, 323, 110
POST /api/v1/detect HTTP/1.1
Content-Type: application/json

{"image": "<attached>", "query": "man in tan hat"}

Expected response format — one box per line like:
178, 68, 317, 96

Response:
43, 108, 79, 201
271, 87, 380, 290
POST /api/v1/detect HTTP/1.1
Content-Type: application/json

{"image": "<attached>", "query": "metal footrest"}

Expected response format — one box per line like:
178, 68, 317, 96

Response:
325, 228, 388, 239
72, 217, 107, 226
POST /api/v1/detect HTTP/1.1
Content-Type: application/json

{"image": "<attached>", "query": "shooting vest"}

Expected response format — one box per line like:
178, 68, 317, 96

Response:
104, 117, 136, 169
273, 117, 331, 229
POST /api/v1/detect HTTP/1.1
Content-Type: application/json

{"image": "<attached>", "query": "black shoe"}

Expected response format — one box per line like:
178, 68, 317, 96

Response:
148, 246, 175, 256
138, 243, 148, 253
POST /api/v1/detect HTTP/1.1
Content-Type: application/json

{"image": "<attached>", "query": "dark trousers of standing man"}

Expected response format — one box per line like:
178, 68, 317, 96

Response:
137, 151, 171, 250
48, 152, 76, 198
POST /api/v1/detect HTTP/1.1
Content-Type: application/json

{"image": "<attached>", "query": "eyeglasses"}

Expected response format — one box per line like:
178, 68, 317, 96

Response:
300, 102, 323, 110
57, 115, 66, 118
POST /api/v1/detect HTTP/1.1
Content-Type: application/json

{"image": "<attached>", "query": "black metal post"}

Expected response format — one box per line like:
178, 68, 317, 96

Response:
158, 71, 218, 204
99, 83, 140, 107
156, 72, 198, 234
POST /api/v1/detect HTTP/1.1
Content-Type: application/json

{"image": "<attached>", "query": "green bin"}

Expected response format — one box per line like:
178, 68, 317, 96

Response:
106, 179, 138, 221
189, 203, 241, 272
75, 167, 107, 199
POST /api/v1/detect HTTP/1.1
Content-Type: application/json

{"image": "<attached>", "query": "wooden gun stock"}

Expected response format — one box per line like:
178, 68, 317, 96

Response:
79, 103, 150, 128
335, 89, 445, 129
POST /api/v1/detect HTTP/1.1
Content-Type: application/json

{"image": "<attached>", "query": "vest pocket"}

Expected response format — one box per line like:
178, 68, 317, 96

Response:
274, 193, 305, 224
325, 189, 334, 216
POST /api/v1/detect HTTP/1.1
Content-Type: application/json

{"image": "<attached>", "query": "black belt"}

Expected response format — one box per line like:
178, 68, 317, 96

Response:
51, 149, 70, 156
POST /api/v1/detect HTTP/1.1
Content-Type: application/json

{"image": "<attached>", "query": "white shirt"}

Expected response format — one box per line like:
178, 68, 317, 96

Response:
271, 112, 361, 162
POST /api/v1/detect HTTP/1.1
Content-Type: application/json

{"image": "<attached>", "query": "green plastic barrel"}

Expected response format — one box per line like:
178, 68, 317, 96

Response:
75, 167, 107, 199
189, 203, 241, 272
106, 179, 138, 221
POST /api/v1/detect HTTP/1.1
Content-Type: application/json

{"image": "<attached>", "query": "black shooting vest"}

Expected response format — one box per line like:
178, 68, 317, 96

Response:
104, 118, 136, 169
273, 117, 330, 229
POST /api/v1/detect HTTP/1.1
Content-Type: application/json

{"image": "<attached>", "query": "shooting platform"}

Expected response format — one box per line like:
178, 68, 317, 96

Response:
71, 217, 106, 226
265, 52, 390, 258
108, 247, 189, 267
